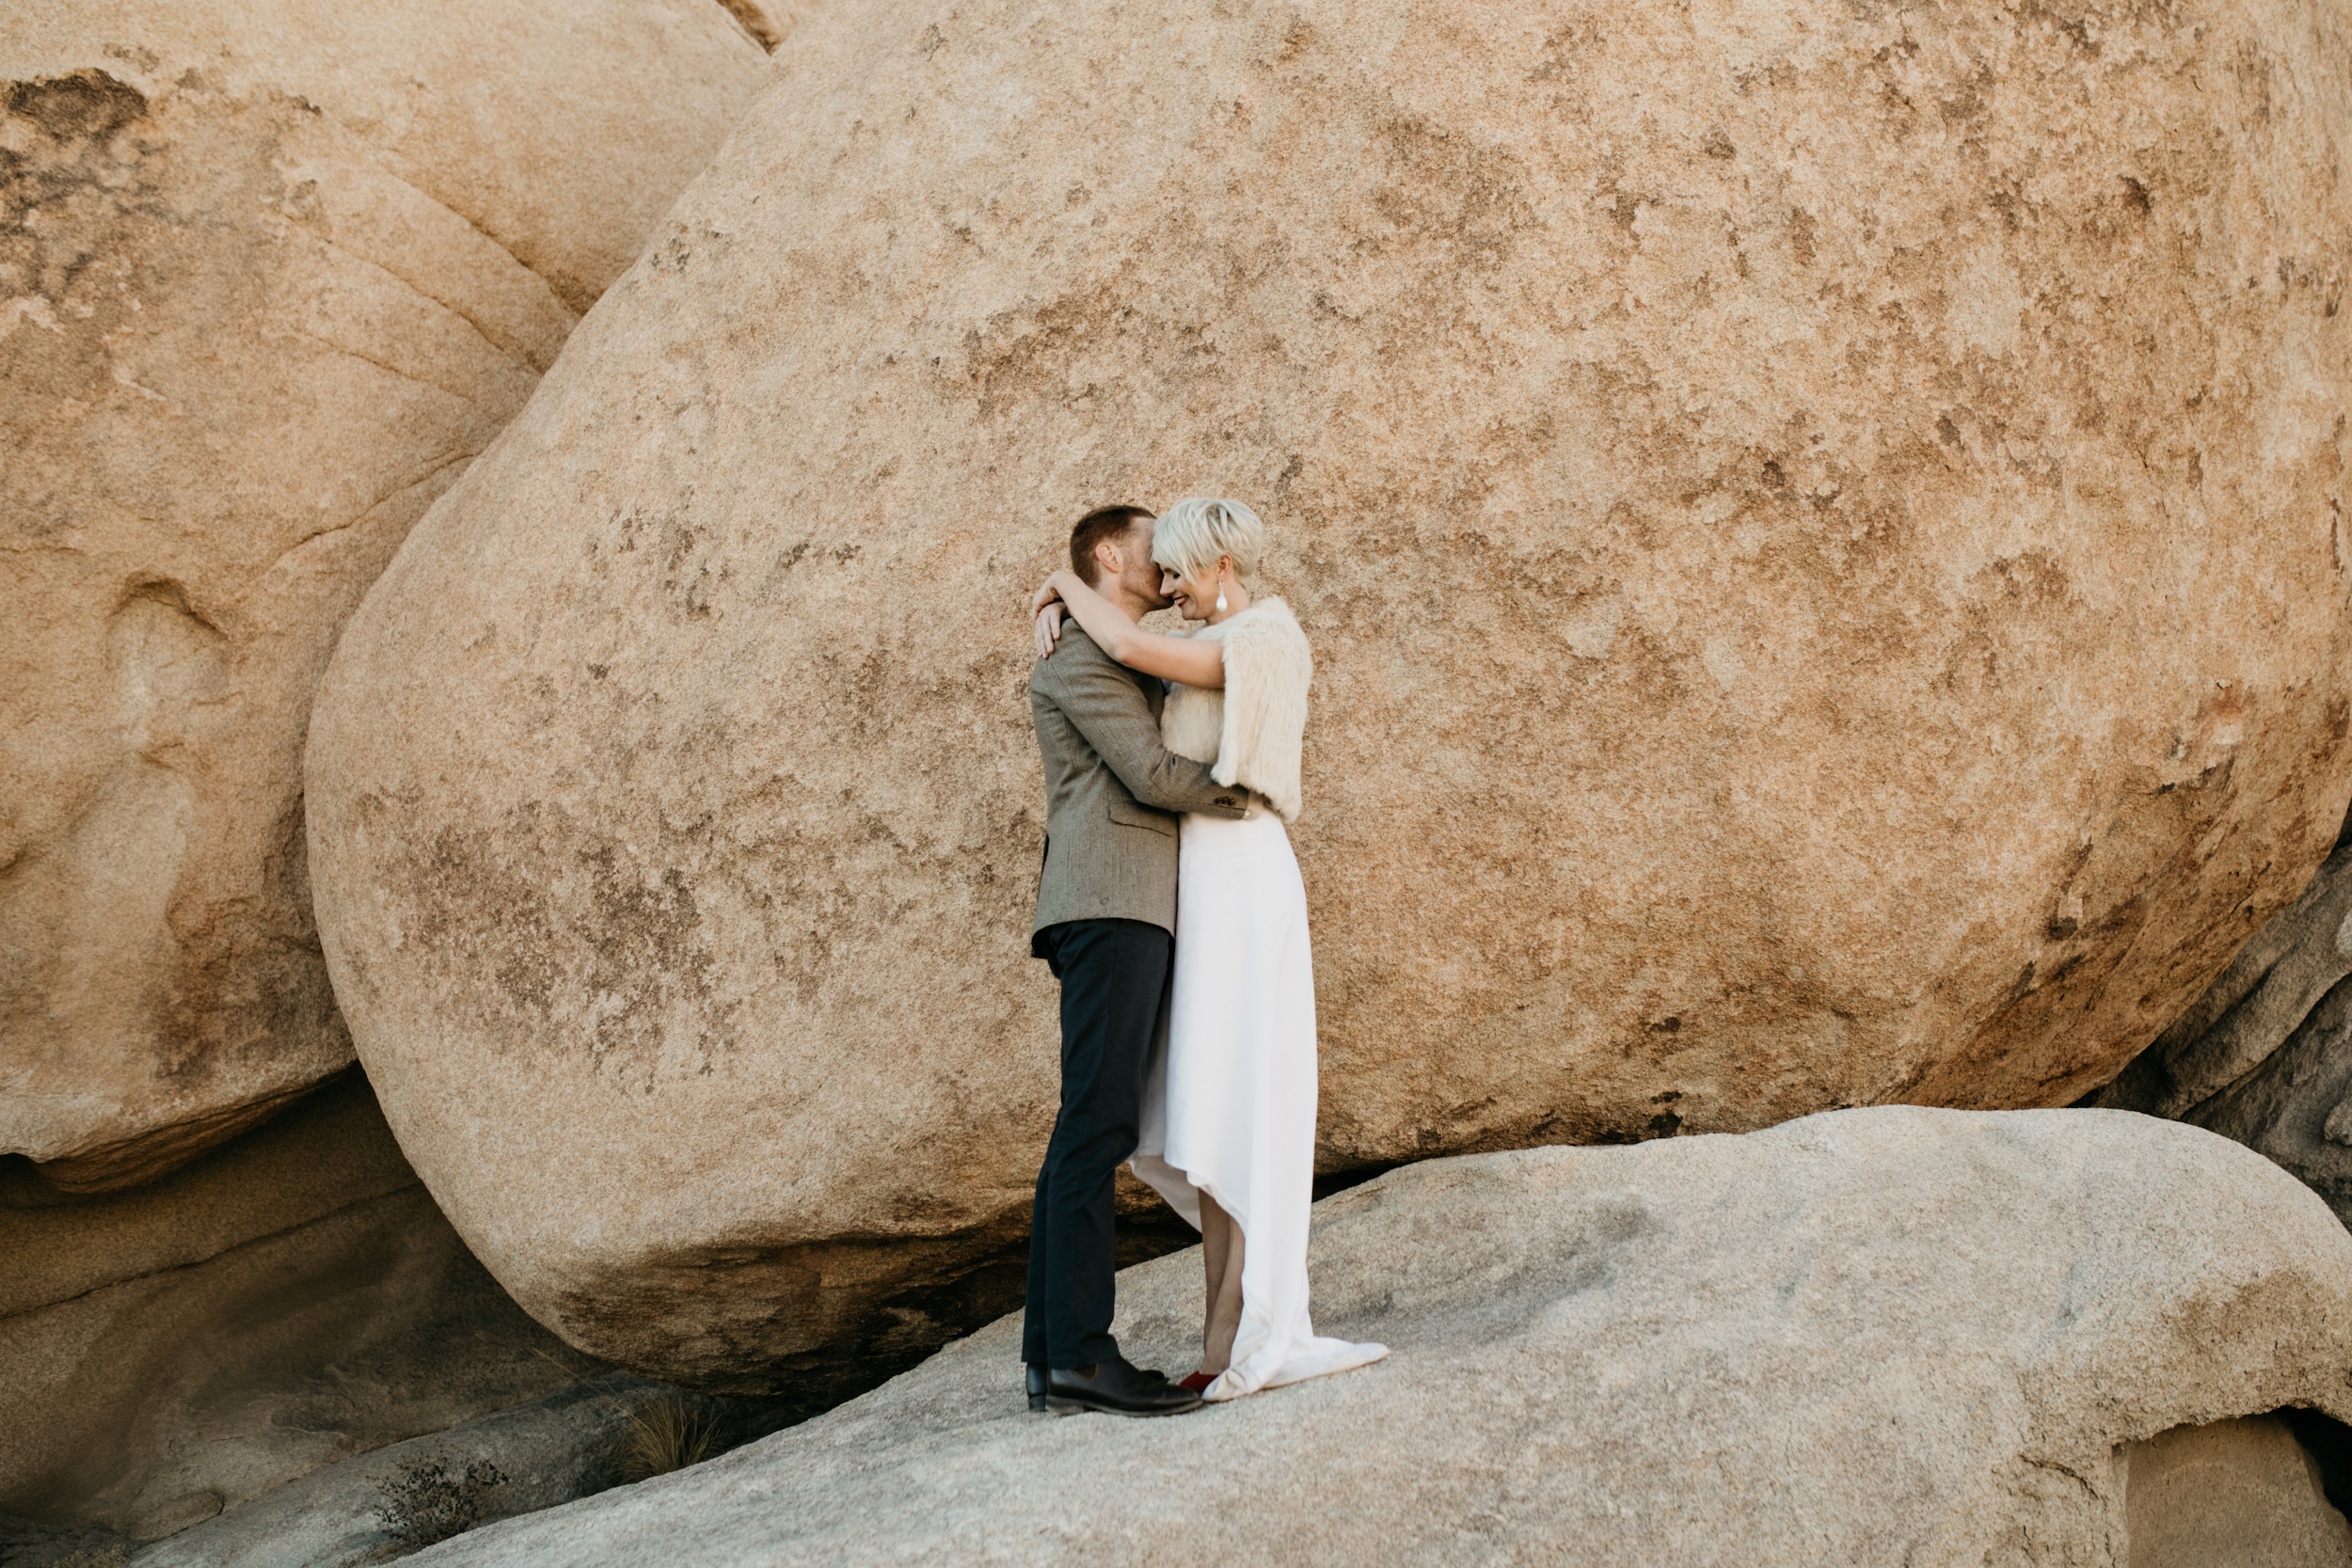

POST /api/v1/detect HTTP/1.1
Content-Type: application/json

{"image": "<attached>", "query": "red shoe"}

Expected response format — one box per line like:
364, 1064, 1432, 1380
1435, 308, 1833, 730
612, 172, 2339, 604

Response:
1178, 1371, 1216, 1394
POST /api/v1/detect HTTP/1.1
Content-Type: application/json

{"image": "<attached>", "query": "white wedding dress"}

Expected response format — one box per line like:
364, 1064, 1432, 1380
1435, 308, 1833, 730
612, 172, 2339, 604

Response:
1128, 597, 1388, 1400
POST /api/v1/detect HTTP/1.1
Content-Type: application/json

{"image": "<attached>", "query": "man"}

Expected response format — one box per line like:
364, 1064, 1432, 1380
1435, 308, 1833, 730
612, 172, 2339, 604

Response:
1023, 504, 1248, 1416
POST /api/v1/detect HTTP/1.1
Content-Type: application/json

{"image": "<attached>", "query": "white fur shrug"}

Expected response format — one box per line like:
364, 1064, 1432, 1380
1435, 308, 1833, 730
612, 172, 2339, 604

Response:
1158, 596, 1313, 823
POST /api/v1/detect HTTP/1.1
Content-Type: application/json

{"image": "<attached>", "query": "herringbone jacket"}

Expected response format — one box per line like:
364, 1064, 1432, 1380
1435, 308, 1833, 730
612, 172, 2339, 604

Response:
1027, 626, 1248, 948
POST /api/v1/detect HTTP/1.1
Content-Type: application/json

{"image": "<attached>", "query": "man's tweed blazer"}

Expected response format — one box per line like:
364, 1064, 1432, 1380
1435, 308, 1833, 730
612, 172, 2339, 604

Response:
1028, 625, 1248, 949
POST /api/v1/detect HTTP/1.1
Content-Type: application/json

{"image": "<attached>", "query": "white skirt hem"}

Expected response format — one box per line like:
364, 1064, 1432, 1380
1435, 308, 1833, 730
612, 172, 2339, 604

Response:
1129, 810, 1387, 1402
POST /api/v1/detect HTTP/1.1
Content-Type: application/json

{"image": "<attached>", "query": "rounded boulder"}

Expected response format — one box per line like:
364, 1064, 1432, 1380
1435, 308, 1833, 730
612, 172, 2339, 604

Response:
308, 0, 2352, 1386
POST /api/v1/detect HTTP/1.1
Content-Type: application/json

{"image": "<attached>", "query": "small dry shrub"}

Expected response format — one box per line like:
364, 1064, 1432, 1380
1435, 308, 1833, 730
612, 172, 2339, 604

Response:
621, 1398, 723, 1482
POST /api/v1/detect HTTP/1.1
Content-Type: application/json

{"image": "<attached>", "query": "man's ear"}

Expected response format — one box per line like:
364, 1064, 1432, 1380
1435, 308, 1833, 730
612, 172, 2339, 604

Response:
1091, 538, 1122, 580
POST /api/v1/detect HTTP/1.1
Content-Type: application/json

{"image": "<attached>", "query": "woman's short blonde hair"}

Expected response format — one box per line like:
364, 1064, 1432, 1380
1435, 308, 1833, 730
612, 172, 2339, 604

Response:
1150, 498, 1265, 585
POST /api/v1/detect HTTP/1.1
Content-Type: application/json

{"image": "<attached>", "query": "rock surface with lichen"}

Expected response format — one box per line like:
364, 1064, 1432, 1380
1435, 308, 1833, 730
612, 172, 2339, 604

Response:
307, 0, 2352, 1387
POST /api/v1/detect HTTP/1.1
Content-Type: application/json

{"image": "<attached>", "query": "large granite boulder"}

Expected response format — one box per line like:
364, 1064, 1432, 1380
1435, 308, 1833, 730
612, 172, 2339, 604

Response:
0, 1073, 601, 1543
0, 0, 771, 1193
306, 0, 2352, 1387
395, 1109, 2352, 1566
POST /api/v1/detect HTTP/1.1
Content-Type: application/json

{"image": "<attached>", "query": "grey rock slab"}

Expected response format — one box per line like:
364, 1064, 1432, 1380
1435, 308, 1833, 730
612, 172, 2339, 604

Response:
132, 1377, 799, 1568
405, 1108, 2352, 1568
0, 1517, 136, 1568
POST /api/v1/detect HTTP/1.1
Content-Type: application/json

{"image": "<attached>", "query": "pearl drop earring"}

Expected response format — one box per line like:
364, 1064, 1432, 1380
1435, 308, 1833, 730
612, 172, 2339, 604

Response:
1215, 578, 1229, 614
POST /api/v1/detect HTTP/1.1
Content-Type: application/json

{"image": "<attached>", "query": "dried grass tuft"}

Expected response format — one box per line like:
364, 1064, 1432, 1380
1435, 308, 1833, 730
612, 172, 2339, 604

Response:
621, 1397, 723, 1482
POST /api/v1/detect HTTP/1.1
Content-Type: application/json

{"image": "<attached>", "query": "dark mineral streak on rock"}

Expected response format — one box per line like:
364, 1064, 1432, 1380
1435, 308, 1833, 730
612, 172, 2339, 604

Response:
2090, 822, 2352, 1228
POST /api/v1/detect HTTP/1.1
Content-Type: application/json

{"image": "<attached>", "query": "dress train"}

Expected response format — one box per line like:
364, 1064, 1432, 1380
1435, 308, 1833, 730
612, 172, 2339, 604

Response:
1131, 808, 1388, 1399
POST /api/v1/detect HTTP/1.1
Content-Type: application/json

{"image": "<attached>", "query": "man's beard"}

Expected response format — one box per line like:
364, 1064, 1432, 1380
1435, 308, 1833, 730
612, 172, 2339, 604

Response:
1128, 564, 1170, 611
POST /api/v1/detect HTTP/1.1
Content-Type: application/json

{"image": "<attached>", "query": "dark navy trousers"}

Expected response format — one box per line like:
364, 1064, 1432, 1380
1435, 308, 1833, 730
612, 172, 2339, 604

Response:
1022, 918, 1173, 1370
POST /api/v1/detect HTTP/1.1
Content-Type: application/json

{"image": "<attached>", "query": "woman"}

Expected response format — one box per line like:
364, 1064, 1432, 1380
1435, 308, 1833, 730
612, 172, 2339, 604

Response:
1030, 498, 1387, 1400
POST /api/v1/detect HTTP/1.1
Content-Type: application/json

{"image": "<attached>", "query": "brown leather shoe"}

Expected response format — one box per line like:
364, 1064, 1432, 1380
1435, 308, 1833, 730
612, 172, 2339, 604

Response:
1044, 1356, 1205, 1417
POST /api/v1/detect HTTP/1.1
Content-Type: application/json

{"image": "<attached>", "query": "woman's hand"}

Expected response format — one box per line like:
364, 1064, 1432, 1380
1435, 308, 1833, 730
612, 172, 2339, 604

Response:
1030, 573, 1073, 660
1032, 567, 1227, 689
1033, 602, 1066, 660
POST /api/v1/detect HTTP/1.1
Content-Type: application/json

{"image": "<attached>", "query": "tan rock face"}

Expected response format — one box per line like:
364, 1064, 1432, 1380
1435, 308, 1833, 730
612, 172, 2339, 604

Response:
307, 0, 2352, 1386
0, 1, 770, 1188
379, 1110, 2352, 1567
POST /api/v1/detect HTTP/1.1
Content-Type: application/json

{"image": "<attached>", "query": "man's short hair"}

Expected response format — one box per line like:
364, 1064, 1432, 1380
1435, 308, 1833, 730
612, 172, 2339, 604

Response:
1069, 505, 1155, 587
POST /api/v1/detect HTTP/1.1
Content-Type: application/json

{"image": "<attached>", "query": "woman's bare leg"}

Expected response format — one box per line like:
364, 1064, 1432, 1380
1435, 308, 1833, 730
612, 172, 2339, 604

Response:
1198, 1190, 1246, 1376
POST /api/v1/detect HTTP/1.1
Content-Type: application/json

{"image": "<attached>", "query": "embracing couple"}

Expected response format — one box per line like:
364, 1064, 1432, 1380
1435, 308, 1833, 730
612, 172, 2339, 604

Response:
1020, 497, 1387, 1417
